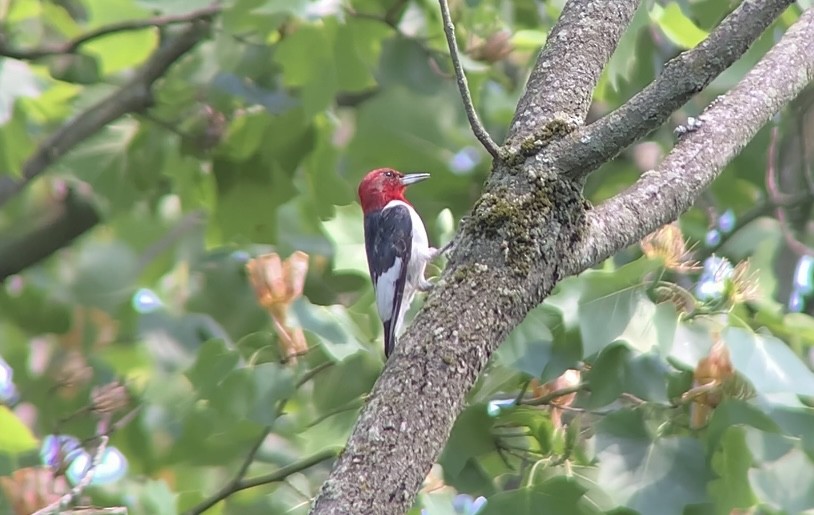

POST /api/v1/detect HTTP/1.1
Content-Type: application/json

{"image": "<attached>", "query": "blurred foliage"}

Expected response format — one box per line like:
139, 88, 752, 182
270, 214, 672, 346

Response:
1, 0, 813, 514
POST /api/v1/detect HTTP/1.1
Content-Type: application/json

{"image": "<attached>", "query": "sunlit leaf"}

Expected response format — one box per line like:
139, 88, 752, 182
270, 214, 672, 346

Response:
0, 406, 38, 454
650, 3, 709, 49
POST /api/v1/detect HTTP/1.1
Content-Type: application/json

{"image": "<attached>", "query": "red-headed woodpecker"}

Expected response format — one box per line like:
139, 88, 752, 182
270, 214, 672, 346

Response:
358, 168, 436, 358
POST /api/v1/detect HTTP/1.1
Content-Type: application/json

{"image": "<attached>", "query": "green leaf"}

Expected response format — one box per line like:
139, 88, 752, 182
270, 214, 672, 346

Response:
291, 297, 367, 361
595, 414, 711, 515
321, 203, 368, 277
66, 119, 142, 213
705, 400, 779, 452
499, 305, 563, 378
212, 173, 280, 243
82, 0, 158, 75
585, 345, 670, 408
185, 339, 241, 399
749, 446, 814, 513
71, 240, 140, 310
312, 353, 378, 413
497, 406, 556, 453
723, 327, 814, 402
0, 59, 42, 125
140, 479, 178, 515
334, 19, 381, 91
603, 3, 650, 90
585, 344, 630, 407
273, 22, 337, 116
218, 111, 271, 161
418, 490, 459, 515
378, 38, 445, 95
509, 30, 547, 50
709, 427, 756, 513
481, 477, 592, 515
577, 258, 674, 357
0, 406, 38, 453
0, 105, 35, 176
650, 2, 709, 49
0, 277, 72, 334
440, 405, 496, 478
210, 362, 295, 425
249, 0, 310, 17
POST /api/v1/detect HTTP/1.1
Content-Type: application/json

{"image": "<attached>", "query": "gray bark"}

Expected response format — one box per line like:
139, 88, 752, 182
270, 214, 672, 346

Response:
311, 2, 814, 514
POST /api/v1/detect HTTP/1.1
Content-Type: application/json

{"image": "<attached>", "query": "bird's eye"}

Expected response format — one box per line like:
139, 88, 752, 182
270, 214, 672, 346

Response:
384, 171, 394, 178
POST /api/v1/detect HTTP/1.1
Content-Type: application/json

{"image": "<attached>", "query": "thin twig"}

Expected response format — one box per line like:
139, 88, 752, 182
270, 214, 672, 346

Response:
437, 0, 501, 159
184, 448, 339, 514
137, 210, 206, 269
0, 5, 221, 60
296, 361, 334, 388
521, 384, 587, 407
184, 362, 334, 514
766, 125, 814, 257
33, 435, 110, 515
702, 189, 814, 256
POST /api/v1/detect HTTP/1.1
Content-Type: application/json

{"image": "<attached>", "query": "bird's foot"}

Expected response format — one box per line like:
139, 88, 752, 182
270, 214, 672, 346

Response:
430, 240, 455, 260
418, 277, 435, 292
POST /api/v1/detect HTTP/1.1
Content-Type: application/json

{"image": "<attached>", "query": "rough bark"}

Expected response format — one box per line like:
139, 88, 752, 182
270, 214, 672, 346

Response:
554, 0, 795, 179
576, 10, 814, 269
311, 3, 813, 514
505, 0, 641, 146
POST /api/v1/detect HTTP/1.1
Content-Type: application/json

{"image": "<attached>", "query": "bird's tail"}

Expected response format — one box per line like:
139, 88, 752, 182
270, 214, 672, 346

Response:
383, 320, 396, 358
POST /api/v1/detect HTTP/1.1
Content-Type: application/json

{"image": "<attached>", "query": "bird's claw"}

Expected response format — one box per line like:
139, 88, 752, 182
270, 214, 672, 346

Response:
431, 240, 455, 260
418, 278, 435, 292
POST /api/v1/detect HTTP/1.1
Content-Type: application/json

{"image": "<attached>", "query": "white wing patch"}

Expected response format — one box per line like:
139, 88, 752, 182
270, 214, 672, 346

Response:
374, 257, 403, 322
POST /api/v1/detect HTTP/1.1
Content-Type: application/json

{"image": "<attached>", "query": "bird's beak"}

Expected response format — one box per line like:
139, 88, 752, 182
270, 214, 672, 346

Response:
400, 173, 430, 186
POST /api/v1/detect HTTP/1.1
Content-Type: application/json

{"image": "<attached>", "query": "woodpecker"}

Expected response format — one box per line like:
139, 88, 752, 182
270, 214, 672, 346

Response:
358, 168, 436, 358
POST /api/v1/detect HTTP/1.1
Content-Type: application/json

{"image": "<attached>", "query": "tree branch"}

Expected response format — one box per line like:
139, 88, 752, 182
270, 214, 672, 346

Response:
33, 435, 110, 515
576, 7, 814, 271
185, 448, 338, 515
0, 5, 220, 60
505, 0, 641, 146
0, 189, 100, 281
311, 8, 814, 515
437, 0, 500, 159
766, 125, 814, 257
522, 384, 587, 406
556, 0, 794, 179
0, 21, 209, 207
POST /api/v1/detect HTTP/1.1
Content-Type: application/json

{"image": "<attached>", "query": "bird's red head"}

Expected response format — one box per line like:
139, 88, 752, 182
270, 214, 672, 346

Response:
358, 168, 430, 213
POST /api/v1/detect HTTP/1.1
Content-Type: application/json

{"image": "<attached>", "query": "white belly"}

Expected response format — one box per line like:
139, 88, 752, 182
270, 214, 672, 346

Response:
383, 200, 432, 335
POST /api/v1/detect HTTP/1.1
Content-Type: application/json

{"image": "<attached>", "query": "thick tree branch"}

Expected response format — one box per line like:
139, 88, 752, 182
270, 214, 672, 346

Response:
0, 5, 220, 60
0, 189, 100, 281
506, 0, 641, 146
576, 7, 814, 271
0, 21, 210, 207
556, 0, 794, 179
312, 7, 814, 515
438, 0, 500, 159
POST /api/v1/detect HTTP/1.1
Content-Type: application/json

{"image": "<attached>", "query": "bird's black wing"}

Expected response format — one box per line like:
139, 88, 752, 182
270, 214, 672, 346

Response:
363, 205, 413, 357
